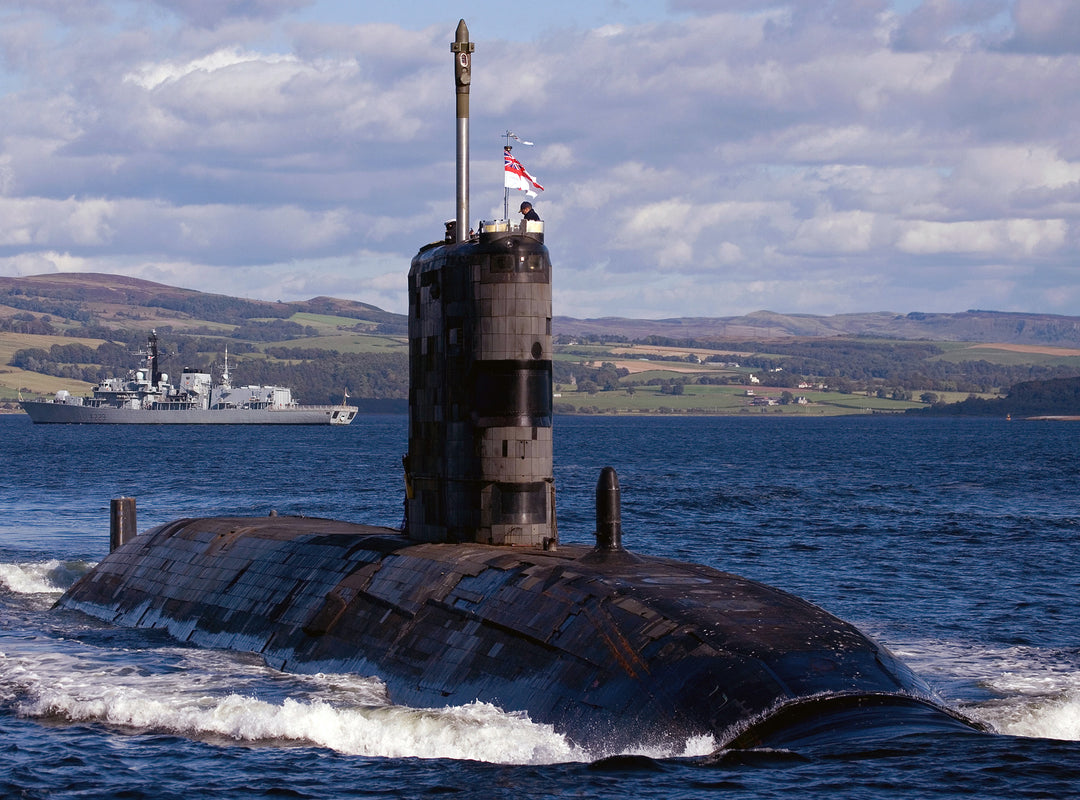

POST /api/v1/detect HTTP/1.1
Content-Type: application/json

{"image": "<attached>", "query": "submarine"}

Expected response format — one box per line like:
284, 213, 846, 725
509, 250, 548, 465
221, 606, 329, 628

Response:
57, 20, 982, 754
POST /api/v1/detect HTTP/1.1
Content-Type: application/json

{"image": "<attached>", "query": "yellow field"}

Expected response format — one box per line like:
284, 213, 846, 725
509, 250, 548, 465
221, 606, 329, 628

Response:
554, 383, 927, 416
0, 333, 103, 398
966, 342, 1080, 357
0, 367, 93, 398
607, 360, 713, 375
606, 343, 754, 359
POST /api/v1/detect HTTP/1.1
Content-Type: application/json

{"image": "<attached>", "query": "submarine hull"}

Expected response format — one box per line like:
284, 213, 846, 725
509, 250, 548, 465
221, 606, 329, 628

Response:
57, 515, 978, 751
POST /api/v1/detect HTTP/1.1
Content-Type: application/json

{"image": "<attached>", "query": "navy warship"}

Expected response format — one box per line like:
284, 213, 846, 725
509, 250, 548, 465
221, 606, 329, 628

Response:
56, 21, 982, 753
21, 330, 357, 425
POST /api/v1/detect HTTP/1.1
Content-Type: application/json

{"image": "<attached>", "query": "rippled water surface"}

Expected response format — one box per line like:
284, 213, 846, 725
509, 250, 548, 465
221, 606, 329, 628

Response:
1, 414, 1078, 798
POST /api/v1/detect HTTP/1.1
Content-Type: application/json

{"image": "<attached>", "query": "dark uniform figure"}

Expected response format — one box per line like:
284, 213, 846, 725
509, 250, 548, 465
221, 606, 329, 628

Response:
520, 201, 540, 221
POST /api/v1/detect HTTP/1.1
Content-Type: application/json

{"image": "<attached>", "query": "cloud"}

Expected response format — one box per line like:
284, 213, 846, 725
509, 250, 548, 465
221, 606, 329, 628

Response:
791, 208, 877, 254
0, 1, 1078, 320
896, 218, 1068, 256
122, 47, 302, 91
890, 0, 1007, 52
153, 0, 314, 28
1005, 0, 1080, 54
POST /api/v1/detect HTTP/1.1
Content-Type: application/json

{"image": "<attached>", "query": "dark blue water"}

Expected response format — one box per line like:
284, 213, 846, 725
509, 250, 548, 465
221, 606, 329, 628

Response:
1, 414, 1078, 798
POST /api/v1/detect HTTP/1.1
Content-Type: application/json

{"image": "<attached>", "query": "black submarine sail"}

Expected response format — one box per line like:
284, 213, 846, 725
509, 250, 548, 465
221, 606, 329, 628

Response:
56, 20, 982, 753
407, 20, 553, 547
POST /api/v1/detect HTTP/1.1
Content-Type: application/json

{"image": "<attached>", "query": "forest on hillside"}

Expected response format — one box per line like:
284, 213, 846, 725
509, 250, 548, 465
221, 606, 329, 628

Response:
910, 376, 1080, 417
8, 276, 1080, 414
13, 327, 1080, 406
11, 332, 408, 406
1, 280, 407, 334
558, 334, 1080, 394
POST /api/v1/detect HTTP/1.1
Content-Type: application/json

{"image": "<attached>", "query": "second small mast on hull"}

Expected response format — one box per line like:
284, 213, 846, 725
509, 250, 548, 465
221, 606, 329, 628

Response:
405, 20, 555, 547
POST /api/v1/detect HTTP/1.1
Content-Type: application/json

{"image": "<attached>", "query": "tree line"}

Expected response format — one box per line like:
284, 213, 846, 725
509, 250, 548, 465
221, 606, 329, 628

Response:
557, 335, 1080, 394
911, 376, 1080, 416
11, 333, 408, 405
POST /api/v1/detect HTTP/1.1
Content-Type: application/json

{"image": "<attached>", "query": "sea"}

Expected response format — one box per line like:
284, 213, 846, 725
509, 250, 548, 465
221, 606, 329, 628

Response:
0, 413, 1078, 799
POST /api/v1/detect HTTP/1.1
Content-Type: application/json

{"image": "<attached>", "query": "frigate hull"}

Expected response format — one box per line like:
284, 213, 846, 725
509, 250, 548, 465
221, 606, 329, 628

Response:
20, 400, 355, 425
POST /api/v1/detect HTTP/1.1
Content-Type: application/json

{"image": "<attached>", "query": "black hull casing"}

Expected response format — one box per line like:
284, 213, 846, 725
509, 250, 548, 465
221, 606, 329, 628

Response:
57, 516, 977, 751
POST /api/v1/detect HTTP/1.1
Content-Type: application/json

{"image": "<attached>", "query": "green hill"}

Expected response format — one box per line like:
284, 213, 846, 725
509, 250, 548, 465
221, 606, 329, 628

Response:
0, 273, 408, 409
4, 272, 1080, 416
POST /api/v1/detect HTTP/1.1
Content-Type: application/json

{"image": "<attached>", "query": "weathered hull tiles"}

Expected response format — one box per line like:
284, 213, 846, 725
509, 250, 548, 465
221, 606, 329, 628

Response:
58, 515, 977, 752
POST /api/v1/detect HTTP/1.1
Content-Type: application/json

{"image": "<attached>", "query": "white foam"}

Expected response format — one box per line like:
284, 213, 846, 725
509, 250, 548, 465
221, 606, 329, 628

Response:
884, 636, 1080, 742
974, 659, 1080, 741
0, 559, 93, 594
0, 643, 712, 763
26, 686, 577, 762
981, 691, 1080, 741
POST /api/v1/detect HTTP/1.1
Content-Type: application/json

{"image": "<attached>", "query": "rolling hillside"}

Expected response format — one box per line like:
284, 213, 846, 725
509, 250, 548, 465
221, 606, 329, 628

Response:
4, 273, 1080, 416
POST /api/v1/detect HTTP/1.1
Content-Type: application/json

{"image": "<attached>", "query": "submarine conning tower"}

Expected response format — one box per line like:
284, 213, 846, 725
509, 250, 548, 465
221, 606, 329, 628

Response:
406, 218, 554, 547
405, 20, 555, 547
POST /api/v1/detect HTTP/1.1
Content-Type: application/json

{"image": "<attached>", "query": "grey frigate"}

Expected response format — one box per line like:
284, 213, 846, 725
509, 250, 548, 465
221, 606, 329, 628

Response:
21, 330, 357, 425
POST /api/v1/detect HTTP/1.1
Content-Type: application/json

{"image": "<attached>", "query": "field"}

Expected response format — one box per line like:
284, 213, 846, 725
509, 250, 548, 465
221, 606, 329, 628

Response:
0, 327, 406, 401
0, 333, 103, 399
0, 323, 1069, 415
272, 332, 407, 354
935, 342, 1080, 367
0, 328, 1017, 413
555, 383, 927, 416
5, 273, 1078, 415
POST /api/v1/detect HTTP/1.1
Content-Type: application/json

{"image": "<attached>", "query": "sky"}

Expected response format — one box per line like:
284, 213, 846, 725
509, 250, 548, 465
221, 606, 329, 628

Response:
0, 0, 1078, 320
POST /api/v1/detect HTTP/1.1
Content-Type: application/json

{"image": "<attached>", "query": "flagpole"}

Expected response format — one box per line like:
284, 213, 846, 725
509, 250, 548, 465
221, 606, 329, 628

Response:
503, 130, 536, 222
503, 159, 510, 222
503, 131, 512, 221
503, 131, 542, 221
